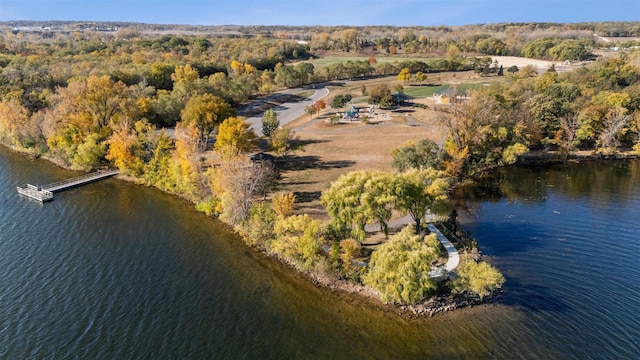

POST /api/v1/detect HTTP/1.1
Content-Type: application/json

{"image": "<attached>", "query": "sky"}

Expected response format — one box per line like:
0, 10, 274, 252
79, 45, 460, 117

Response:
1, 0, 639, 26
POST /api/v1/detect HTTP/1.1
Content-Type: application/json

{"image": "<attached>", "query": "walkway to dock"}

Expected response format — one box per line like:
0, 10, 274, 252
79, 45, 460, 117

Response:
17, 169, 119, 202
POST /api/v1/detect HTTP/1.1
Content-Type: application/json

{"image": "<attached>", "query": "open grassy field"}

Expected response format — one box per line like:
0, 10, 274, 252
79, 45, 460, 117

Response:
306, 55, 439, 68
404, 83, 487, 97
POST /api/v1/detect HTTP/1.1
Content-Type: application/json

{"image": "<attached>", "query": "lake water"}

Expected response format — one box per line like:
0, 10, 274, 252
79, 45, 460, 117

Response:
1, 146, 639, 359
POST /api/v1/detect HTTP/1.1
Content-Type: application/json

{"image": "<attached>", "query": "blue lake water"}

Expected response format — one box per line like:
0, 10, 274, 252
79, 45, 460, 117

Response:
1, 147, 639, 359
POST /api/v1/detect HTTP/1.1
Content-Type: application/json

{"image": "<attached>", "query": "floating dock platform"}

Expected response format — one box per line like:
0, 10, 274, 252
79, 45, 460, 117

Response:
17, 169, 119, 202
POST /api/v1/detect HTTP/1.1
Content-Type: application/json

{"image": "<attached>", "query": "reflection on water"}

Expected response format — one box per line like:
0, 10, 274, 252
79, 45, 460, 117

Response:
1, 147, 639, 359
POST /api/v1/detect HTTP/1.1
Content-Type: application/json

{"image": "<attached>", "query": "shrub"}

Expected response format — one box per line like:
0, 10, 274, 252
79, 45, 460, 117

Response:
452, 260, 505, 299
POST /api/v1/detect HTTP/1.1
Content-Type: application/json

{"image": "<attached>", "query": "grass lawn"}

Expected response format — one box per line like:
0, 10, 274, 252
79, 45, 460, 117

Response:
305, 55, 439, 68
404, 83, 487, 97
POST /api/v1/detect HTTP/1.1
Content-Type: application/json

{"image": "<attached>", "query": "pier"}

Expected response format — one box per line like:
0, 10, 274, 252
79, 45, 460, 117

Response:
17, 169, 119, 202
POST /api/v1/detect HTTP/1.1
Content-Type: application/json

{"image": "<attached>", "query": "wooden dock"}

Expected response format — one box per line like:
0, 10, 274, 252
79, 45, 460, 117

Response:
17, 169, 119, 202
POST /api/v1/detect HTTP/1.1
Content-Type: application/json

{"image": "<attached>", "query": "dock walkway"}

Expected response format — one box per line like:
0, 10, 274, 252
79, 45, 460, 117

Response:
17, 169, 119, 202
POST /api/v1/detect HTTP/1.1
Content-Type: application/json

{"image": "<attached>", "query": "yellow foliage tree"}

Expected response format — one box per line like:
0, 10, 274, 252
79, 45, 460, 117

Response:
180, 93, 236, 150
272, 192, 296, 218
214, 117, 257, 160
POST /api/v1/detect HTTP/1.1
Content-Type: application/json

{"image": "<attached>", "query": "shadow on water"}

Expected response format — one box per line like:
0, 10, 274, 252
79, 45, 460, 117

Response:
469, 220, 552, 256
501, 279, 569, 314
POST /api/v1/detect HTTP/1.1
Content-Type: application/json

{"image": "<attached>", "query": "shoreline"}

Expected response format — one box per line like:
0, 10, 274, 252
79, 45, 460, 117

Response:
6, 142, 638, 318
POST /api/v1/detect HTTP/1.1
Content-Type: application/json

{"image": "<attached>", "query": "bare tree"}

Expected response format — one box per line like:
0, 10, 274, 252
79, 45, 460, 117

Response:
216, 158, 277, 224
559, 111, 580, 156
598, 108, 630, 153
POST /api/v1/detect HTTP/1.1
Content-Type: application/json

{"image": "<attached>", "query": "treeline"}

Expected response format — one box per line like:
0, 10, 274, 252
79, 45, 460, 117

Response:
429, 55, 640, 179
5, 21, 640, 64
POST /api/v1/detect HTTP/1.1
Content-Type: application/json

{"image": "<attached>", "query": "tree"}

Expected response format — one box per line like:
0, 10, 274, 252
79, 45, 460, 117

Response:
106, 122, 144, 175
304, 104, 317, 119
171, 64, 200, 103
261, 109, 279, 137
180, 93, 236, 151
363, 226, 441, 304
271, 214, 327, 271
144, 131, 174, 190
213, 157, 276, 224
272, 192, 296, 218
452, 261, 505, 300
73, 132, 107, 169
214, 117, 257, 160
0, 98, 29, 147
331, 94, 352, 109
397, 67, 411, 82
321, 170, 395, 241
415, 71, 427, 83
54, 75, 130, 131
314, 99, 326, 114
241, 202, 277, 247
368, 85, 392, 106
392, 168, 450, 233
270, 127, 297, 160
391, 139, 443, 172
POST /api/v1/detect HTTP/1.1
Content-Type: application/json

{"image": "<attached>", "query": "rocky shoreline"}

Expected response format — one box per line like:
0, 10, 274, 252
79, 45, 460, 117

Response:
404, 289, 504, 317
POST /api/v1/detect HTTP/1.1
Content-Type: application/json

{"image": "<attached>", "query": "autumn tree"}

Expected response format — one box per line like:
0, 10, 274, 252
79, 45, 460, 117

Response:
270, 127, 297, 160
397, 67, 411, 82
314, 99, 326, 114
171, 64, 201, 104
0, 98, 29, 147
214, 117, 257, 160
180, 93, 236, 151
272, 192, 296, 218
106, 119, 155, 175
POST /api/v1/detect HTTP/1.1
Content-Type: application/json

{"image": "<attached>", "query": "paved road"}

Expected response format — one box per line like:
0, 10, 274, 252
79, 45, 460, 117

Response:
241, 86, 329, 137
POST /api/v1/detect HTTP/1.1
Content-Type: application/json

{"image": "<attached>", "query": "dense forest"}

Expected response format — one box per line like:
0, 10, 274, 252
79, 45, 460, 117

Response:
1, 21, 639, 306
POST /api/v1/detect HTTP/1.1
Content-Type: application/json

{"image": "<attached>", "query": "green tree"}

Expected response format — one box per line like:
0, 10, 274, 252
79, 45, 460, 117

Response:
321, 170, 394, 241
391, 139, 443, 172
392, 168, 450, 233
415, 71, 427, 83
144, 131, 175, 190
331, 94, 352, 109
271, 214, 327, 271
240, 202, 277, 247
304, 104, 317, 119
261, 109, 279, 137
73, 132, 107, 169
452, 260, 505, 299
364, 226, 441, 304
